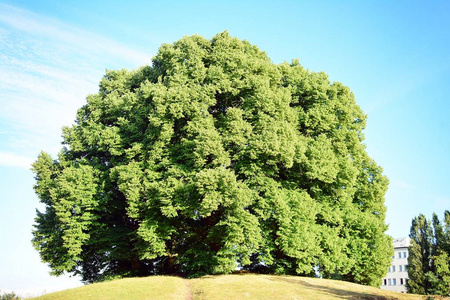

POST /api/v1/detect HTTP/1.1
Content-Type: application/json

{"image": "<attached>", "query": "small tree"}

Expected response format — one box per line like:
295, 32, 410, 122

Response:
407, 211, 450, 295
407, 214, 433, 294
0, 291, 20, 300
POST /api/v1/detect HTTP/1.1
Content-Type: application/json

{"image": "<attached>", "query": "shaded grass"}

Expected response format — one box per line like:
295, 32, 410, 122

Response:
31, 274, 431, 300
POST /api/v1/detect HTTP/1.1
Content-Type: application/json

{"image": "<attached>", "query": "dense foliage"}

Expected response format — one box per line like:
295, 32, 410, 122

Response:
32, 32, 392, 285
407, 211, 450, 295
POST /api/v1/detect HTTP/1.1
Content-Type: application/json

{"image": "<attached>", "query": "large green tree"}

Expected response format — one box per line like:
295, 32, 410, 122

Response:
32, 32, 392, 285
407, 211, 450, 295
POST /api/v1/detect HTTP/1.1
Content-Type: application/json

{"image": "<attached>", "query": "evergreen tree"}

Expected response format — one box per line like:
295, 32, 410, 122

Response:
432, 211, 450, 295
407, 214, 433, 294
32, 32, 392, 285
407, 211, 450, 295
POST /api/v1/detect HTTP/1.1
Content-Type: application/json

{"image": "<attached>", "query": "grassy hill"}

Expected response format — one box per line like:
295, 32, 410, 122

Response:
30, 274, 432, 300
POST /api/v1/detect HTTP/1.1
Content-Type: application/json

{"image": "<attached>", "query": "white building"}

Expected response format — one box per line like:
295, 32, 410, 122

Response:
380, 237, 410, 293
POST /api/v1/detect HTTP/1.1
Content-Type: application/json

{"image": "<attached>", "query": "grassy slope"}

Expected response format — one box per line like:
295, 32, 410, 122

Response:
31, 274, 429, 300
190, 274, 426, 300
31, 276, 187, 300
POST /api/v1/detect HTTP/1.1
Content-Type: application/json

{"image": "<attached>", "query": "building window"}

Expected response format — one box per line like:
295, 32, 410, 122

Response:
384, 279, 387, 286
404, 265, 407, 271
388, 266, 391, 272
400, 278, 404, 285
393, 279, 397, 285
392, 265, 396, 272
398, 252, 402, 258
403, 252, 407, 258
392, 255, 395, 259
388, 279, 392, 286
399, 265, 403, 272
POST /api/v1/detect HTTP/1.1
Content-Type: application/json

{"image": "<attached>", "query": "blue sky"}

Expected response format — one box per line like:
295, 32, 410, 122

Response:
1, 0, 449, 296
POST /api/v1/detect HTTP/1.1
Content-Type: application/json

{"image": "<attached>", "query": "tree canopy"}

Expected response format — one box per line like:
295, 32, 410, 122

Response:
32, 31, 392, 286
407, 211, 450, 295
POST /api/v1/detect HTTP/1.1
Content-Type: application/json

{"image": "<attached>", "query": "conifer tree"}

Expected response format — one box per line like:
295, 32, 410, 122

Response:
407, 211, 450, 295
407, 214, 433, 294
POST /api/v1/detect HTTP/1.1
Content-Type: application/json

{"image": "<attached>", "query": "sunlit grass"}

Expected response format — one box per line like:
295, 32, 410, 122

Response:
189, 274, 425, 300
31, 273, 431, 300
30, 276, 186, 300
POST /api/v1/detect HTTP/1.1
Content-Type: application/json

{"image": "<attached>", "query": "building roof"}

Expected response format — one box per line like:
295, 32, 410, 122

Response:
393, 237, 410, 248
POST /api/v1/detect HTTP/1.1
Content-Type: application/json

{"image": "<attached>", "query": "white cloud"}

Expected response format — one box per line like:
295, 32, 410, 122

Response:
0, 3, 153, 163
13, 274, 83, 298
0, 3, 151, 66
390, 179, 414, 190
0, 151, 34, 169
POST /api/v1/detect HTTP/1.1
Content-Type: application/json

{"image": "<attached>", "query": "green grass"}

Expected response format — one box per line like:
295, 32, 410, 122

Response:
30, 276, 186, 300
31, 274, 432, 300
190, 274, 426, 300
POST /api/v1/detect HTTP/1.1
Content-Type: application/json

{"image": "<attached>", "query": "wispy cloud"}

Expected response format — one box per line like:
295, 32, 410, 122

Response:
0, 3, 151, 66
390, 179, 414, 190
0, 151, 34, 169
0, 3, 152, 167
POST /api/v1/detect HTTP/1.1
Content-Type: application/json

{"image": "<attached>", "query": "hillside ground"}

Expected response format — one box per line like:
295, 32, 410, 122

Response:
30, 273, 439, 300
